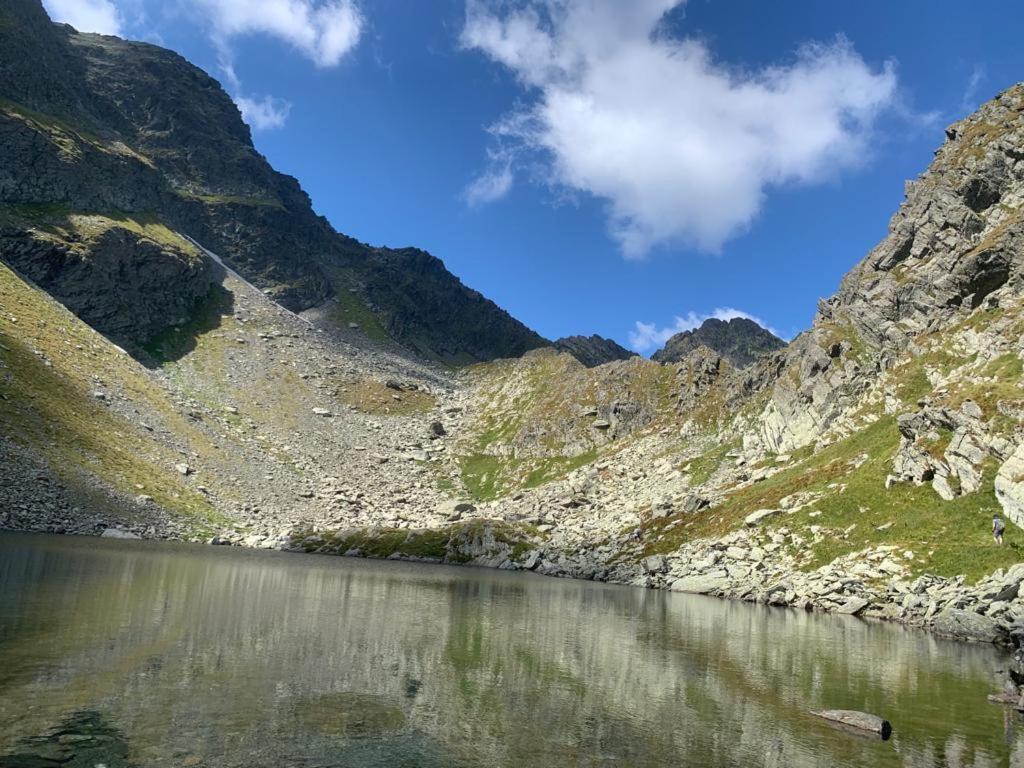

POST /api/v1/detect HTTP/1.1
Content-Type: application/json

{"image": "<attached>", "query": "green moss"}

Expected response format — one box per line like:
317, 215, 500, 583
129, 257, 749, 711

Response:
523, 450, 598, 489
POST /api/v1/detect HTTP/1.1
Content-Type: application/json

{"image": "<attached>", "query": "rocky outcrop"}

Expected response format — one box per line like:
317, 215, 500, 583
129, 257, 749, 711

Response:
652, 317, 785, 367
553, 335, 637, 368
0, 216, 220, 346
761, 85, 1024, 453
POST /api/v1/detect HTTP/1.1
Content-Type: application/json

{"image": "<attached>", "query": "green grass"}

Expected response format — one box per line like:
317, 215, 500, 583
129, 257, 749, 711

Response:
178, 191, 283, 209
320, 266, 392, 344
141, 284, 234, 365
641, 415, 1022, 582
0, 263, 227, 534
339, 378, 435, 416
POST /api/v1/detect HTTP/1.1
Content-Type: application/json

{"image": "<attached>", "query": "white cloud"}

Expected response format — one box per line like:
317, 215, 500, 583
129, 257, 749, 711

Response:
628, 307, 778, 353
235, 94, 291, 130
44, 0, 124, 35
194, 0, 363, 68
462, 0, 898, 257
464, 159, 513, 206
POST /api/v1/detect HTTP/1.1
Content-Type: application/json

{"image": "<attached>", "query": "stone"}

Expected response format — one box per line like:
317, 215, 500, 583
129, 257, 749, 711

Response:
100, 528, 140, 539
931, 607, 1002, 643
670, 574, 730, 595
744, 508, 778, 527
312, 408, 333, 417
996, 443, 1024, 529
174, 463, 191, 476
836, 597, 870, 615
811, 710, 892, 739
642, 555, 668, 574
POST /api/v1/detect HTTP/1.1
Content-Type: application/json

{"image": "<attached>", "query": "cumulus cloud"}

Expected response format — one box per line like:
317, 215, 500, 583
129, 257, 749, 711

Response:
43, 0, 124, 35
461, 0, 898, 257
235, 94, 292, 130
628, 307, 778, 353
194, 0, 363, 68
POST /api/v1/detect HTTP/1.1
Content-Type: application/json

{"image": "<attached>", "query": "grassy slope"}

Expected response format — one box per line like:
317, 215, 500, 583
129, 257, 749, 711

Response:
0, 262, 226, 533
641, 297, 1024, 582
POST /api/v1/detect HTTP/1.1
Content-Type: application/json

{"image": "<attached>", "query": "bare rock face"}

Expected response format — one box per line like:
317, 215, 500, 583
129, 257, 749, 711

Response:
762, 85, 1024, 453
0, 218, 220, 347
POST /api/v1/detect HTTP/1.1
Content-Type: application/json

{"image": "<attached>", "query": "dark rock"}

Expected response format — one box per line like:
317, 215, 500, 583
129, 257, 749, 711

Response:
553, 335, 637, 368
652, 317, 785, 368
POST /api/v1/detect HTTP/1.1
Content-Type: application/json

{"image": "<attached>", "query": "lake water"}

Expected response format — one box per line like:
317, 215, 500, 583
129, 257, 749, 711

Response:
0, 532, 1021, 767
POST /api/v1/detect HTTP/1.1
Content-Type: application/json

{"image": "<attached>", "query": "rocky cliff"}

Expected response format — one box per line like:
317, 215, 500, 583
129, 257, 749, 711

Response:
652, 317, 785, 367
0, 0, 546, 362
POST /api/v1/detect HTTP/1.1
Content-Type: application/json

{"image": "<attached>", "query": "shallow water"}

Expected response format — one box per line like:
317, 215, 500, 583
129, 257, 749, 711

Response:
0, 532, 1021, 767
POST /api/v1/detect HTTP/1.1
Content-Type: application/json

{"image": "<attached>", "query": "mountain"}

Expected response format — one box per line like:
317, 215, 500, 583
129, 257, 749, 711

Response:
3, 0, 1024, 646
0, 0, 546, 364
553, 335, 638, 367
651, 317, 786, 367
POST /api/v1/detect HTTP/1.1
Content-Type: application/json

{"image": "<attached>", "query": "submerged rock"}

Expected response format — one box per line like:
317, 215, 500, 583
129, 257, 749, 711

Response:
811, 710, 892, 739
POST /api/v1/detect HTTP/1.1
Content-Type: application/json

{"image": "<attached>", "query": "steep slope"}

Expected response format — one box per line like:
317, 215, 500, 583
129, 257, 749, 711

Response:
652, 317, 786, 367
0, 0, 546, 363
553, 335, 638, 367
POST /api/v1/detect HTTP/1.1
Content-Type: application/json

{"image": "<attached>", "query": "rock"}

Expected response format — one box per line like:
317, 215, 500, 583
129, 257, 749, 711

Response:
100, 528, 140, 539
312, 408, 333, 417
811, 710, 892, 739
429, 421, 446, 437
670, 574, 730, 595
174, 463, 192, 476
836, 597, 870, 615
744, 508, 778, 527
931, 607, 1002, 643
996, 443, 1024, 529
592, 420, 611, 430
641, 555, 668, 574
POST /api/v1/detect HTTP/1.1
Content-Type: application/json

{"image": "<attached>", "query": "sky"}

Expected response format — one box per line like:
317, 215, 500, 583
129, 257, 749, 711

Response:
43, 0, 1024, 352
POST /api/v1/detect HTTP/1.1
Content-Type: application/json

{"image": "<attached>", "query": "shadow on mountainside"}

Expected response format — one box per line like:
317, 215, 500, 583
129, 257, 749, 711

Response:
137, 282, 235, 368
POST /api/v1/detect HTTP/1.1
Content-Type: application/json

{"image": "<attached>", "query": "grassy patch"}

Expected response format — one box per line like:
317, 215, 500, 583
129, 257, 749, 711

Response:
339, 378, 435, 416
141, 284, 234, 365
641, 415, 1021, 581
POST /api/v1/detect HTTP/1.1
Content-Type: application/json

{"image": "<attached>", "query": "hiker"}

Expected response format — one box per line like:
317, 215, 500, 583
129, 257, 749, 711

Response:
993, 514, 1006, 545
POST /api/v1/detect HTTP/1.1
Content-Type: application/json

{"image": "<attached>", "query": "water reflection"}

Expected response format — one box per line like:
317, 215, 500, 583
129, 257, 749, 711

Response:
0, 533, 1020, 767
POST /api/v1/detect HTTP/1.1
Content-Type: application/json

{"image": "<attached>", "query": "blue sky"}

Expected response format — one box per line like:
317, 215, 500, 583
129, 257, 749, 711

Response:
45, 0, 1024, 351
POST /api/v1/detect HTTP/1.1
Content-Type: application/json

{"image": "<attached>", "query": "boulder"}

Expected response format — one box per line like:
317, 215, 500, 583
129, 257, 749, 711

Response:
931, 607, 1002, 643
641, 555, 668, 574
670, 573, 730, 595
996, 443, 1024, 529
836, 597, 870, 615
100, 528, 140, 539
811, 710, 892, 739
744, 508, 778, 527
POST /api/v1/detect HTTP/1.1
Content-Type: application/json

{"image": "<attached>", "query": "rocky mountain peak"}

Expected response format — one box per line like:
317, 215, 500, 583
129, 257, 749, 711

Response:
652, 317, 785, 368
553, 335, 638, 368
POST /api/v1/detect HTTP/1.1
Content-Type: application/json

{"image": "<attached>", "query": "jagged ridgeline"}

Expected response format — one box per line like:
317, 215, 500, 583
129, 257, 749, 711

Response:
4, 0, 1024, 642
0, 0, 547, 365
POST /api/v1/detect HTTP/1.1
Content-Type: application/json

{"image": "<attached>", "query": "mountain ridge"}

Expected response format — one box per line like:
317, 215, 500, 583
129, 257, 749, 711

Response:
0, 0, 547, 364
